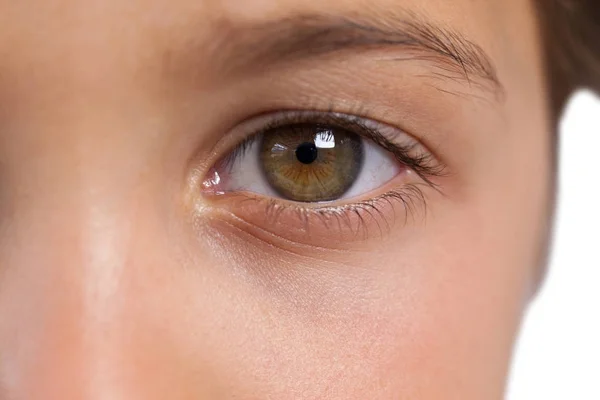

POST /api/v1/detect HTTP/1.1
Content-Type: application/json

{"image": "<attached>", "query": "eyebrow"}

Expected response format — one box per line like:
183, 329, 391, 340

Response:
210, 12, 502, 95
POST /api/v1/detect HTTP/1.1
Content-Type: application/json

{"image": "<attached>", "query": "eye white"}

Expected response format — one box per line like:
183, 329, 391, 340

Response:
225, 138, 280, 197
341, 139, 400, 199
223, 135, 401, 202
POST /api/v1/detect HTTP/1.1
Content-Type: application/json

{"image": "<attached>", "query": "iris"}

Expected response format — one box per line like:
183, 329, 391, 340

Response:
260, 124, 364, 202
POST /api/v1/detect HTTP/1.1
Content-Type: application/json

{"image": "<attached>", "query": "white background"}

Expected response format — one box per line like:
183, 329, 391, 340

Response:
507, 90, 600, 399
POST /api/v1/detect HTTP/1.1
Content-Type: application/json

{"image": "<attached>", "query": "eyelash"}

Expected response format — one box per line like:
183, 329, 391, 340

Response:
220, 111, 445, 182
207, 110, 446, 237
234, 184, 430, 238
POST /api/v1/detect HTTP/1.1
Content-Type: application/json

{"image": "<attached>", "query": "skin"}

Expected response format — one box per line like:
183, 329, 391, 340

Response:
0, 0, 551, 399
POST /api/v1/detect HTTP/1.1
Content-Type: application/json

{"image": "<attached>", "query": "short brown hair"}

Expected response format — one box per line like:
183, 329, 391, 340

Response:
538, 0, 600, 118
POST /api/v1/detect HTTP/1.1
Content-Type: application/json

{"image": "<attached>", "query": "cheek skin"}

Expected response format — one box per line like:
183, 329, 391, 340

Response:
180, 178, 543, 399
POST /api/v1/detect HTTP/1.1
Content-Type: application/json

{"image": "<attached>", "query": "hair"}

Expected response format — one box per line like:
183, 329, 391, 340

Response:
538, 0, 600, 120
531, 0, 599, 288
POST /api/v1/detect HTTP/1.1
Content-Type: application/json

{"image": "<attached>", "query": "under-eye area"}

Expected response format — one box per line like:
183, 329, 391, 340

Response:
198, 110, 447, 243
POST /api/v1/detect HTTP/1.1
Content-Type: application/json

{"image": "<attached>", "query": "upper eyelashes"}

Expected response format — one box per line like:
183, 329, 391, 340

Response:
202, 110, 445, 207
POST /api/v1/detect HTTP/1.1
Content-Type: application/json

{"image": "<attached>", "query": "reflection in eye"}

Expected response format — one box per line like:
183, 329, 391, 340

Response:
203, 112, 443, 207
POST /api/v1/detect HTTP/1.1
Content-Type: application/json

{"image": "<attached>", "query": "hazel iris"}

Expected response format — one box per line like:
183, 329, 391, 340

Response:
260, 124, 364, 202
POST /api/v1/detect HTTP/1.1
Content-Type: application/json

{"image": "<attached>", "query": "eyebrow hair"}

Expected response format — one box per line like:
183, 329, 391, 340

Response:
211, 12, 502, 95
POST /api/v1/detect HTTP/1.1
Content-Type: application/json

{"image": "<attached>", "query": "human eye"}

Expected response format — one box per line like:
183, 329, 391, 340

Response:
199, 110, 446, 242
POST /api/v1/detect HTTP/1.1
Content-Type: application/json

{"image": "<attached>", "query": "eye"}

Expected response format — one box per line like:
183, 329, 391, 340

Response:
202, 111, 442, 205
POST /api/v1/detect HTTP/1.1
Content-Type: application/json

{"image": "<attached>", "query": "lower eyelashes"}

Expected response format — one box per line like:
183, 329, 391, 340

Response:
201, 183, 429, 248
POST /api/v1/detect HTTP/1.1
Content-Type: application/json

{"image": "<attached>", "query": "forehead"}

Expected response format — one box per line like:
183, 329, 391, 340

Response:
0, 0, 526, 59
0, 0, 541, 123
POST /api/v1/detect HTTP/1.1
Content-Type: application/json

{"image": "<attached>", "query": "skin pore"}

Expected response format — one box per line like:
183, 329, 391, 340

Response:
0, 0, 551, 399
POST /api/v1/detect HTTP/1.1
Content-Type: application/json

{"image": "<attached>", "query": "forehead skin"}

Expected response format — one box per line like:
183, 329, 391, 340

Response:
0, 0, 549, 399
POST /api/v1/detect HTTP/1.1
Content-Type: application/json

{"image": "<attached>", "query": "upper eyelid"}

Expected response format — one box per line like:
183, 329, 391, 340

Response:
223, 109, 416, 149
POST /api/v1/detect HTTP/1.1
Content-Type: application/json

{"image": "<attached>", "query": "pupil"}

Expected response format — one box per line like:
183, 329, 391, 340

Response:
295, 142, 318, 165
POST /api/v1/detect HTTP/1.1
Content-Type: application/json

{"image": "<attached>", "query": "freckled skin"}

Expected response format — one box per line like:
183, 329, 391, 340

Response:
0, 0, 550, 399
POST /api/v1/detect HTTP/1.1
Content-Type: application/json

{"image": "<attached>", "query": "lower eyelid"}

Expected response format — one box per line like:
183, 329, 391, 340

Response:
200, 176, 430, 249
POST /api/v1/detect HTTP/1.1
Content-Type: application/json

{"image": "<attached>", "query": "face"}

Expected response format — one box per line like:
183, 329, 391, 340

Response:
0, 0, 551, 398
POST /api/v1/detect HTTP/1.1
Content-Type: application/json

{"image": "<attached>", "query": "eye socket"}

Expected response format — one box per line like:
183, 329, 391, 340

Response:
202, 111, 441, 205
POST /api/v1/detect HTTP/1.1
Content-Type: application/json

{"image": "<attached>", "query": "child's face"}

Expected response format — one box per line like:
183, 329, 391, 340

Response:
0, 0, 551, 398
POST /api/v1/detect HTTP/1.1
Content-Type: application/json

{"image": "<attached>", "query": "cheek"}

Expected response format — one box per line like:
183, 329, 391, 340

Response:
165, 198, 538, 399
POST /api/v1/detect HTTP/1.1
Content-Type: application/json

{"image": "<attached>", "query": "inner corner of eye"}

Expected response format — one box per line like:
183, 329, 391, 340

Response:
200, 165, 225, 194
